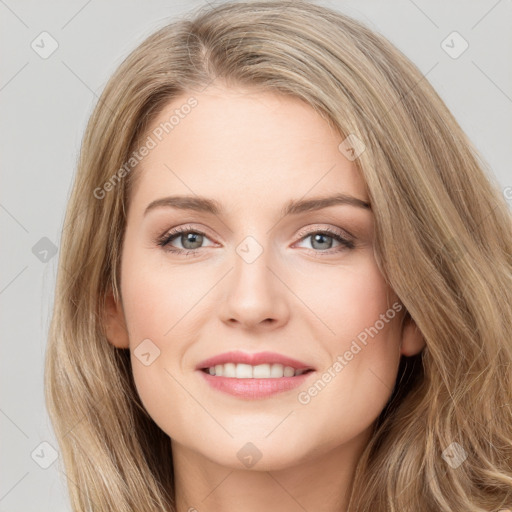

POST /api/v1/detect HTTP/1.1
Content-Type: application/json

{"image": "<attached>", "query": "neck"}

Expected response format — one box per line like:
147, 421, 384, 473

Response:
171, 425, 373, 512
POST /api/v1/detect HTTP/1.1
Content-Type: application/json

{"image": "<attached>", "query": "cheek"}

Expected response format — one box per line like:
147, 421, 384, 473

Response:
295, 256, 402, 424
121, 253, 198, 345
296, 253, 398, 351
119, 249, 198, 431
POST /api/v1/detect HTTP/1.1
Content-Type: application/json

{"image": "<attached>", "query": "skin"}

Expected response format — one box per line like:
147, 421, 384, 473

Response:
104, 83, 425, 511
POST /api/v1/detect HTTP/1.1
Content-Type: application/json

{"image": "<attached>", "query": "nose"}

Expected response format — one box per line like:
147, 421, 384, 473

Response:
219, 243, 290, 330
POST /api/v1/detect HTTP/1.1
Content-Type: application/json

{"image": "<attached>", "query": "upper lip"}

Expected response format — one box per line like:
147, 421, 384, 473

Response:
196, 351, 315, 371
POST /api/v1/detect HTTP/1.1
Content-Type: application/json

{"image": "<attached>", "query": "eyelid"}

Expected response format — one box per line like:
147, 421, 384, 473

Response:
157, 223, 351, 242
156, 223, 217, 247
294, 223, 355, 242
155, 222, 356, 254
292, 225, 355, 254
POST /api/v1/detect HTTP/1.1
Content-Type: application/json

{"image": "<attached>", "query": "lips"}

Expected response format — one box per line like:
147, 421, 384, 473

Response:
196, 350, 316, 399
195, 350, 315, 372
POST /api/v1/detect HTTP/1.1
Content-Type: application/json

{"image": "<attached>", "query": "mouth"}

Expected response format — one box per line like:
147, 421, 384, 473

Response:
196, 352, 316, 399
200, 363, 314, 378
196, 350, 315, 379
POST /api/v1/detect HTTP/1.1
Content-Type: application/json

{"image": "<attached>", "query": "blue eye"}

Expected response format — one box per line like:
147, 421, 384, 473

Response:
156, 225, 355, 256
156, 226, 214, 255
296, 230, 355, 252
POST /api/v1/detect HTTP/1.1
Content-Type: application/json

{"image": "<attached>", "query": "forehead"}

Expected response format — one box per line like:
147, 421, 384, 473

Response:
128, 85, 368, 214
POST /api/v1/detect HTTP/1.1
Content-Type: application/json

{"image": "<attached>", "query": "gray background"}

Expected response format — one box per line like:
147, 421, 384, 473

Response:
1, 0, 511, 510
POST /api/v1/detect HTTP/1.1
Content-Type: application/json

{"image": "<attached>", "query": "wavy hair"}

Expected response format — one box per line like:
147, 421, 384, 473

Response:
45, 1, 512, 510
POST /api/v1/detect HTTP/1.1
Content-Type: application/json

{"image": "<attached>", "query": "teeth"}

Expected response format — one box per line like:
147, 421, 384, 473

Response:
236, 363, 253, 378
206, 363, 307, 378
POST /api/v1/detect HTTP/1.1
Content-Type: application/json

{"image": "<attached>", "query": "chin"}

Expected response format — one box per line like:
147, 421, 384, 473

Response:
194, 435, 313, 472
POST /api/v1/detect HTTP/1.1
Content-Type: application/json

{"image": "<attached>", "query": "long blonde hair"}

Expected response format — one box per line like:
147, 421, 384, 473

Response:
45, 1, 512, 510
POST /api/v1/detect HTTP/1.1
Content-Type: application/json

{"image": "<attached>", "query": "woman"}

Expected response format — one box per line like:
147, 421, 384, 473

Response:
45, 1, 512, 510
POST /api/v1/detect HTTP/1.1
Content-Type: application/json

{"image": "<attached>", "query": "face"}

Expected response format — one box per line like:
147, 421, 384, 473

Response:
104, 83, 424, 471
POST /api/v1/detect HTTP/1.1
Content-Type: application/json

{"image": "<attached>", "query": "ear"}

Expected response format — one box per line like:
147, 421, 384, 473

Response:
399, 311, 425, 357
103, 289, 130, 349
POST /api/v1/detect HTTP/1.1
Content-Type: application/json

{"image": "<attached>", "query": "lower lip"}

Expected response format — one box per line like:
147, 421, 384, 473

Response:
198, 370, 314, 399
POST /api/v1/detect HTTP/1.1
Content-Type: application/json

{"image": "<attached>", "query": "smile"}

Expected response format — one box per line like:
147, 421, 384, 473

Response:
201, 363, 312, 378
196, 350, 316, 399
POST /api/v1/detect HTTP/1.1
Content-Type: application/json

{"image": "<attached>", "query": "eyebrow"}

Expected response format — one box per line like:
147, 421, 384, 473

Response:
144, 193, 371, 217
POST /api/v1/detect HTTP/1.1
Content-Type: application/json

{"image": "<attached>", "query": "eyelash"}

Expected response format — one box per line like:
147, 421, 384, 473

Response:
155, 224, 355, 257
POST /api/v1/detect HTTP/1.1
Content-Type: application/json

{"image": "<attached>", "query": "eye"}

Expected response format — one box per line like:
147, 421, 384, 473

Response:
155, 224, 356, 257
156, 225, 216, 255
294, 226, 355, 254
